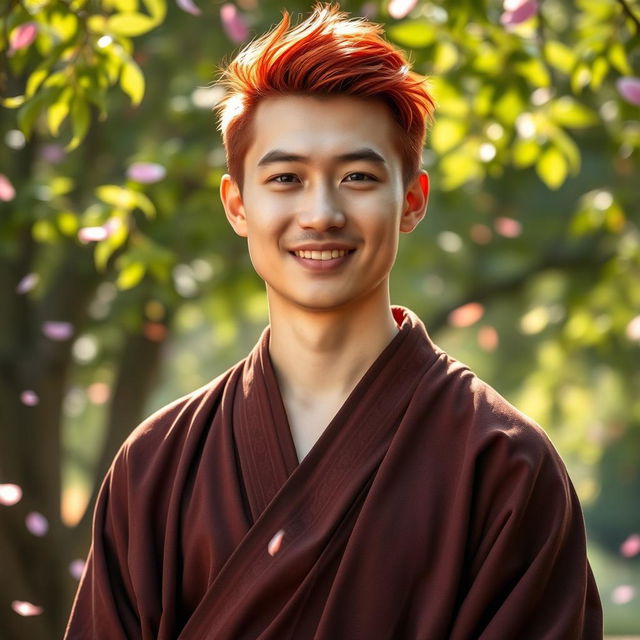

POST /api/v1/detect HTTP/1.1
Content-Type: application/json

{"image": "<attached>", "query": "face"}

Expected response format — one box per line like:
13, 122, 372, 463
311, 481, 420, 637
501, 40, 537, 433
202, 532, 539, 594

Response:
220, 95, 428, 315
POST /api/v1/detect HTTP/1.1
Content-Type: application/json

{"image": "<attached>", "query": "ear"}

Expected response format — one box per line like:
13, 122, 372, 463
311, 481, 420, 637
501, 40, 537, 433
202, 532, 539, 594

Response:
399, 171, 429, 233
220, 174, 248, 237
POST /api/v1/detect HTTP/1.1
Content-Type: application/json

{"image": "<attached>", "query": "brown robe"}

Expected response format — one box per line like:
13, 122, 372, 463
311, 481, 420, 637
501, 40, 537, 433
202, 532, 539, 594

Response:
65, 307, 602, 639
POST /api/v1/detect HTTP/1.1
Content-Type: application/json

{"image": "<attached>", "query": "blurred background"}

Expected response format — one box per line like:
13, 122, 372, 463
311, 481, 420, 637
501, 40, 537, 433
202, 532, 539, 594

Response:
1, 0, 639, 637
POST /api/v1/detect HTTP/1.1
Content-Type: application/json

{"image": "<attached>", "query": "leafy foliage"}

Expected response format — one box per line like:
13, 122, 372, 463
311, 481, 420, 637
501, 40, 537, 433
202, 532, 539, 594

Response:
1, 0, 639, 635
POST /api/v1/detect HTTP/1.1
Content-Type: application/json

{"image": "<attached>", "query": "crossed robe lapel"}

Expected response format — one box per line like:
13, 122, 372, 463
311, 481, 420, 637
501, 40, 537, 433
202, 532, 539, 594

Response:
178, 309, 437, 639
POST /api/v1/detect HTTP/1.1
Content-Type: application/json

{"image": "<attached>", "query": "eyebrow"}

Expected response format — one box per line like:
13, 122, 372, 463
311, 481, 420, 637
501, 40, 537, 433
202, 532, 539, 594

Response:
257, 148, 387, 167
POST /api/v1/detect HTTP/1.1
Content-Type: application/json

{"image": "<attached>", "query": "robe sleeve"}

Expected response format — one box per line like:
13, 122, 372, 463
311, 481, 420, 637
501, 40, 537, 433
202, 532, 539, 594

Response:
449, 424, 602, 640
64, 446, 141, 640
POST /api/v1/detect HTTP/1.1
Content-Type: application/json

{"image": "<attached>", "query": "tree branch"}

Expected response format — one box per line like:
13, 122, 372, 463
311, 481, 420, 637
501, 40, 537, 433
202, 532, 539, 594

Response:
617, 0, 640, 34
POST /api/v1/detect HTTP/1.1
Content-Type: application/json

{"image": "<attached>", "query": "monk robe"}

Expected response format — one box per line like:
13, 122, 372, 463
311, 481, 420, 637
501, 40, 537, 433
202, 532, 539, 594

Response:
65, 307, 602, 639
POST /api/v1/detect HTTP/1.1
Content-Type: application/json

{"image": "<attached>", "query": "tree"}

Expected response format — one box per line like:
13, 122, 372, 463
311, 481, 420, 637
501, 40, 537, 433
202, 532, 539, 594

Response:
1, 0, 639, 635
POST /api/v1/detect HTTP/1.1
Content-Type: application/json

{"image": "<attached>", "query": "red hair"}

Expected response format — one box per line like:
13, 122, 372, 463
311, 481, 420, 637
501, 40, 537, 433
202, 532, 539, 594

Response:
216, 4, 435, 188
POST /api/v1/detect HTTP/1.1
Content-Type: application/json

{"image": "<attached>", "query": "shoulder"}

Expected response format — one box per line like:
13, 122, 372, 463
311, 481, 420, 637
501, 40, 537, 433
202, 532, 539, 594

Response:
112, 359, 245, 478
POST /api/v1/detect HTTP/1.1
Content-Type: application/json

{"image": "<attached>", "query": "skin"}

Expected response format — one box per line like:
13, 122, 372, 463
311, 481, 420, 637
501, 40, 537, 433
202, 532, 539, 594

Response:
220, 95, 429, 461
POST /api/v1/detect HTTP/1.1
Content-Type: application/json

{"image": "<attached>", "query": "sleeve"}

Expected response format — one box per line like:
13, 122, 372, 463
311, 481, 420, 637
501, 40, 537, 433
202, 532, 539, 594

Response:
64, 449, 141, 640
449, 426, 603, 640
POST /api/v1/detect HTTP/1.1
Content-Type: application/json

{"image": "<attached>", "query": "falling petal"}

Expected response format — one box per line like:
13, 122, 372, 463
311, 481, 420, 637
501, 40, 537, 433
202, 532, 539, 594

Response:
470, 224, 492, 245
9, 23, 38, 53
0, 174, 16, 201
449, 303, 485, 328
127, 162, 166, 184
612, 585, 635, 605
177, 0, 202, 16
620, 534, 640, 558
494, 216, 522, 237
69, 559, 86, 580
42, 321, 74, 341
78, 226, 109, 243
0, 484, 23, 506
16, 273, 39, 294
617, 77, 640, 107
11, 600, 43, 616
20, 390, 39, 406
626, 315, 640, 341
25, 512, 49, 536
39, 144, 66, 164
144, 322, 168, 342
500, 0, 538, 25
268, 529, 285, 556
87, 382, 110, 404
388, 0, 417, 19
477, 326, 499, 352
220, 4, 249, 43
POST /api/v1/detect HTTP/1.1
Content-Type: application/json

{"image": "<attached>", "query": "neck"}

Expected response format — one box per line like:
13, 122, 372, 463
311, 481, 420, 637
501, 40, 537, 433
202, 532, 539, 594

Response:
267, 290, 399, 403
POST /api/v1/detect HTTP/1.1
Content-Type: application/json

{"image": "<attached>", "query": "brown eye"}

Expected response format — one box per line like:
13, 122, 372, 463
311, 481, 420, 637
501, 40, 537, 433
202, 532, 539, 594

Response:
271, 174, 299, 183
344, 172, 376, 182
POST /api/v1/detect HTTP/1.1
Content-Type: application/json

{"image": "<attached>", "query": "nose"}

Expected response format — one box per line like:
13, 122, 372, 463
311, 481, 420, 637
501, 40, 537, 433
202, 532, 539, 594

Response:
296, 182, 346, 230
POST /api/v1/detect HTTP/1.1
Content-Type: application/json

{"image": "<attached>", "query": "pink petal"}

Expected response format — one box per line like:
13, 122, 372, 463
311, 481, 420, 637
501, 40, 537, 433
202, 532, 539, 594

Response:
69, 558, 86, 580
127, 162, 166, 184
470, 224, 492, 245
78, 226, 108, 243
176, 0, 202, 16
11, 600, 43, 617
25, 512, 49, 536
268, 529, 285, 556
388, 0, 418, 20
41, 321, 74, 341
0, 484, 23, 506
0, 174, 16, 201
449, 302, 485, 328
39, 144, 66, 164
220, 4, 249, 44
626, 315, 640, 341
9, 23, 38, 53
494, 216, 522, 237
87, 382, 110, 404
500, 0, 538, 25
620, 534, 640, 558
612, 585, 635, 605
16, 273, 39, 294
20, 390, 39, 406
477, 326, 499, 352
617, 77, 640, 107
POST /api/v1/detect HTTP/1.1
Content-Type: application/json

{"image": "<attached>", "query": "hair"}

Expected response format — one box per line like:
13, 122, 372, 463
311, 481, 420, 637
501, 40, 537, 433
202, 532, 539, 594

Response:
215, 3, 435, 189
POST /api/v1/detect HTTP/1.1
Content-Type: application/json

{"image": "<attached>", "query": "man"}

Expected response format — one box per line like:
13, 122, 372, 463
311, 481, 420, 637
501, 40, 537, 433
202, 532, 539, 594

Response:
66, 5, 602, 638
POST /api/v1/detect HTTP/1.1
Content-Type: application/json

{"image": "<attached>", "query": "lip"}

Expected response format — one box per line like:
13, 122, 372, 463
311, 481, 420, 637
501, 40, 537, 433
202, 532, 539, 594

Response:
289, 249, 355, 272
287, 243, 355, 252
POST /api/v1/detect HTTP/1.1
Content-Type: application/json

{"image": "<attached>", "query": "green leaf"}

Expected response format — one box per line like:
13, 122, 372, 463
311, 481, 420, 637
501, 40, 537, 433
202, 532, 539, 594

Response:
549, 97, 597, 128
433, 42, 459, 74
440, 144, 483, 190
96, 185, 137, 208
544, 41, 576, 75
131, 191, 156, 218
120, 58, 145, 106
66, 97, 90, 151
608, 42, 632, 75
590, 56, 608, 90
2, 95, 25, 108
512, 139, 540, 168
107, 13, 157, 36
94, 222, 128, 270
514, 58, 551, 87
47, 87, 73, 136
536, 147, 568, 190
142, 0, 167, 22
388, 20, 436, 48
430, 118, 467, 154
116, 260, 146, 289
26, 67, 50, 99
18, 94, 47, 138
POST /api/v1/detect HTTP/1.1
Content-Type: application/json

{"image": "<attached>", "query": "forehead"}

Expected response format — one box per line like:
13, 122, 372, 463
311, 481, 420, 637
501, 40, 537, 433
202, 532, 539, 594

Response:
245, 95, 401, 167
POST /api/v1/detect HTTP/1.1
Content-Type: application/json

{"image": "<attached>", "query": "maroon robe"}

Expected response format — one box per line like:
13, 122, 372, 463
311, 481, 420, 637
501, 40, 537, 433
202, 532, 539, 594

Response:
65, 307, 602, 639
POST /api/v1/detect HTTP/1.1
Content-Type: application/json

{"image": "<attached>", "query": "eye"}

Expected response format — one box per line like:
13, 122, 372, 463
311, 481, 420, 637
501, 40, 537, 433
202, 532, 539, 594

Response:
343, 172, 377, 182
269, 173, 299, 184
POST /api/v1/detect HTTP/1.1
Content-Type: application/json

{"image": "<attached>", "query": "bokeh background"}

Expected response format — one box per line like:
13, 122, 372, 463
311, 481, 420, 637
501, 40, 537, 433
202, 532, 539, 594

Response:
1, 0, 639, 637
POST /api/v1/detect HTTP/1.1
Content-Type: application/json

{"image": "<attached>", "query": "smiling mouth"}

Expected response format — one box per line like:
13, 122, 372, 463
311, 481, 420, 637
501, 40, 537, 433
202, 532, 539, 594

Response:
291, 249, 354, 260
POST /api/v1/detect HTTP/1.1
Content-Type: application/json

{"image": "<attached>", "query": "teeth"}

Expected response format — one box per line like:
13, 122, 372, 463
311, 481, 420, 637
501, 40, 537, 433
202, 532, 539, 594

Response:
294, 249, 348, 260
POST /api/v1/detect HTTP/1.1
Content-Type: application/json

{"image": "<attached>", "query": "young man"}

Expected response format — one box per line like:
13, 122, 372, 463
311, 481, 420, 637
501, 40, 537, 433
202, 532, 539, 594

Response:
66, 5, 602, 638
